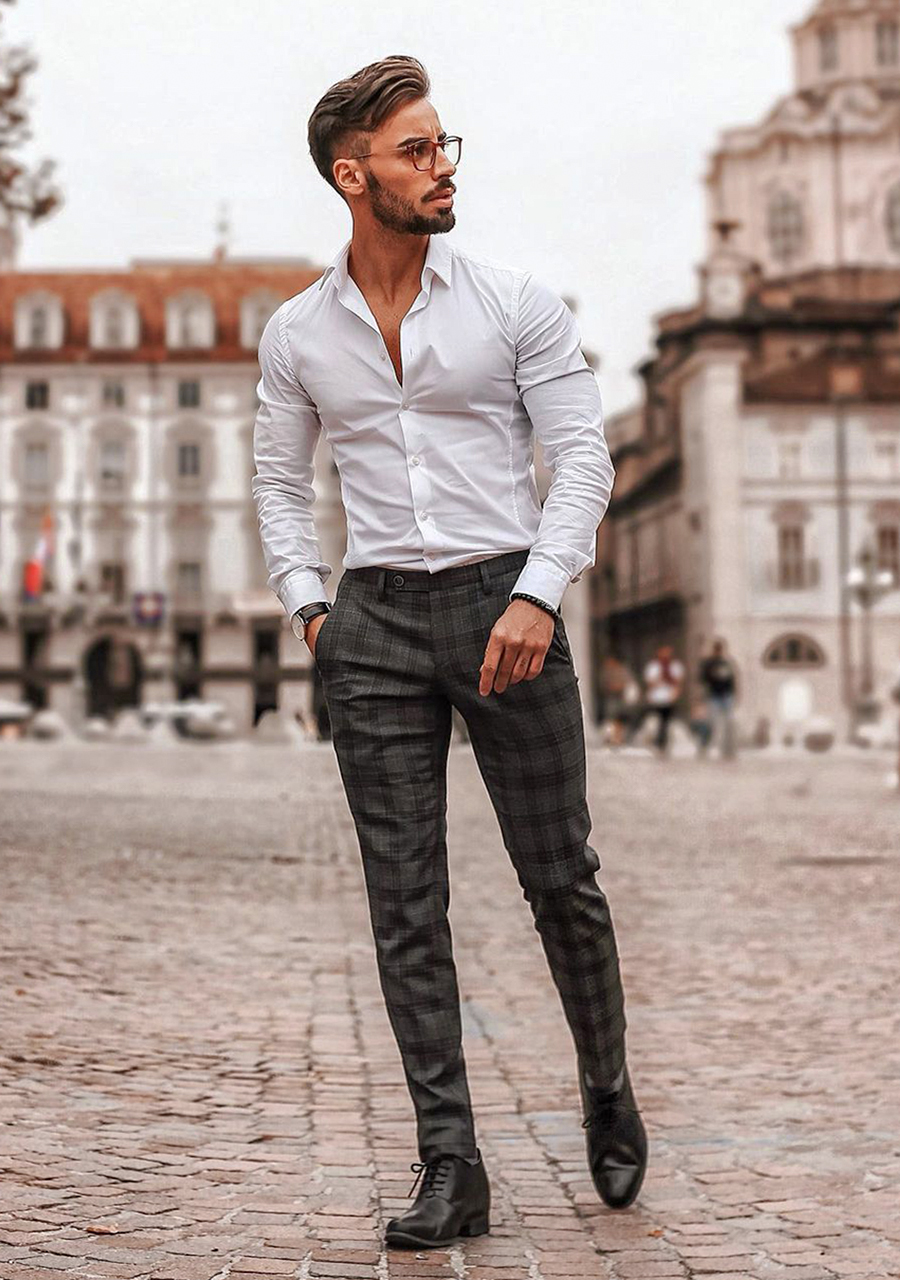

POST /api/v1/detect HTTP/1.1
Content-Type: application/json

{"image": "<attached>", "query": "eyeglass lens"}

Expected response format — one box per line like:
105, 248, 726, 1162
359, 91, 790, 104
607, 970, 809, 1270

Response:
411, 137, 461, 170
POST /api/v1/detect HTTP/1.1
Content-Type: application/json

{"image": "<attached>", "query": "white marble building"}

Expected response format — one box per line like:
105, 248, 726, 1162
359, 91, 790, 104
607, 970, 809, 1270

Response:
597, 0, 900, 742
0, 254, 335, 732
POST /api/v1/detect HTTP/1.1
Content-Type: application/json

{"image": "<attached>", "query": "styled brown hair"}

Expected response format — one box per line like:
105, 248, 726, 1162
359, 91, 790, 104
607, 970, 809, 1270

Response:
307, 55, 431, 196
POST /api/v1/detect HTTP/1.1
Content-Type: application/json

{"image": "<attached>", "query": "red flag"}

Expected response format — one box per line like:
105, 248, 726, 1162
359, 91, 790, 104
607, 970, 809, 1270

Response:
23, 508, 55, 599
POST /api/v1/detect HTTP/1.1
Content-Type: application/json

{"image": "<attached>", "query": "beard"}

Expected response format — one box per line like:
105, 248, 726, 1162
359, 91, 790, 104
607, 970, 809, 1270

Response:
364, 168, 455, 235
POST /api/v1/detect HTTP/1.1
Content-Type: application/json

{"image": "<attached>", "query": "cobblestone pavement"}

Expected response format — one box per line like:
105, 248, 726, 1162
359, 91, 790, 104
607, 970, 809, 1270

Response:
1, 740, 898, 1280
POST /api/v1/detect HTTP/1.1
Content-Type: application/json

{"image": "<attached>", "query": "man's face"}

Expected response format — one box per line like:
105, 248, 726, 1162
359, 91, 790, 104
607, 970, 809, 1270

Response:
351, 98, 457, 235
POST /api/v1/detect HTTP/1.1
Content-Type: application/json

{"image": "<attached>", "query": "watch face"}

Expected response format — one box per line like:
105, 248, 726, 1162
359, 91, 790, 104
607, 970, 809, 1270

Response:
291, 612, 306, 640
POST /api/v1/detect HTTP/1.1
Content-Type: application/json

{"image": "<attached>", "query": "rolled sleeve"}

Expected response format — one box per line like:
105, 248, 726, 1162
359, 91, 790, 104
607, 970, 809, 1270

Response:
250, 307, 332, 619
509, 274, 616, 613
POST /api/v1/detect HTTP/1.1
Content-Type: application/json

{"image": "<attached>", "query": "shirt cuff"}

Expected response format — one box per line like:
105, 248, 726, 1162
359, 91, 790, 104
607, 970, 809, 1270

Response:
508, 560, 574, 614
278, 569, 331, 619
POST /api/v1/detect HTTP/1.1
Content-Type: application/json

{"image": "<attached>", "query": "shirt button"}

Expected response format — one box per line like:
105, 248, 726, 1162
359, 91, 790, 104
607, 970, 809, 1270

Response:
401, 402, 409, 410
411, 456, 420, 466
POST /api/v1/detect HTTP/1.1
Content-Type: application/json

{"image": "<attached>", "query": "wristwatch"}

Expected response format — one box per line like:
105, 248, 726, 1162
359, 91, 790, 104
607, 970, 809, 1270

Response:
509, 591, 559, 620
290, 600, 331, 641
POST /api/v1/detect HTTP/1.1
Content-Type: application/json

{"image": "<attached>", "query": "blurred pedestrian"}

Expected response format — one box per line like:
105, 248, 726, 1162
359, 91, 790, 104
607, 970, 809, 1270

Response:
689, 698, 712, 756
600, 654, 635, 747
642, 645, 684, 755
699, 639, 738, 760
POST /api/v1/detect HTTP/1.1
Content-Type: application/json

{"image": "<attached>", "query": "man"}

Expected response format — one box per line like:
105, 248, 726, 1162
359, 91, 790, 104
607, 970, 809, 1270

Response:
251, 54, 647, 1249
642, 645, 684, 756
698, 638, 738, 760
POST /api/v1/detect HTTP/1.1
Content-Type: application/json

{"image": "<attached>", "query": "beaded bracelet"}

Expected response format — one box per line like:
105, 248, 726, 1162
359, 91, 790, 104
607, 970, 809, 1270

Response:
509, 591, 559, 620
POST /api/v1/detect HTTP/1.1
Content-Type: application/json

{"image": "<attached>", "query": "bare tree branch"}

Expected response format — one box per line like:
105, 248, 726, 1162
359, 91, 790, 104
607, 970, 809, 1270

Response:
0, 0, 63, 243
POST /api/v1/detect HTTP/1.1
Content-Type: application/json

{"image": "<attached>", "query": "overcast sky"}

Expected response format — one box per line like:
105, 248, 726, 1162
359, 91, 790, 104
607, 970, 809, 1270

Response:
7, 0, 813, 415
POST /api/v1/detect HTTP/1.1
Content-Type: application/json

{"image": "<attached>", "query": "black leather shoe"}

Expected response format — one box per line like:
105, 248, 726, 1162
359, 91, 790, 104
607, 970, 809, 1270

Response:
579, 1064, 648, 1209
384, 1149, 490, 1248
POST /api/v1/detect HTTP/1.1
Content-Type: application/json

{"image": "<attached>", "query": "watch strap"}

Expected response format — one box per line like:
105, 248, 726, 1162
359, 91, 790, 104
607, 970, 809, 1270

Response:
298, 601, 331, 625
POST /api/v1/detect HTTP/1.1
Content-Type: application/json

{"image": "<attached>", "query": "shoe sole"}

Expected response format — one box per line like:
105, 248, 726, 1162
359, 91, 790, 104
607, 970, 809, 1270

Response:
385, 1215, 490, 1248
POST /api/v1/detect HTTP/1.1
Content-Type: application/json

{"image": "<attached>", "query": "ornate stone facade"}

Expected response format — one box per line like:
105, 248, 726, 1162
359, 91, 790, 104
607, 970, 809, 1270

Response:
596, 0, 900, 742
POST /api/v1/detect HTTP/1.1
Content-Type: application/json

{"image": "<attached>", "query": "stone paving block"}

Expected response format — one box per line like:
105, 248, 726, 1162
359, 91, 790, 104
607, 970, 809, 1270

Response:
2, 747, 898, 1280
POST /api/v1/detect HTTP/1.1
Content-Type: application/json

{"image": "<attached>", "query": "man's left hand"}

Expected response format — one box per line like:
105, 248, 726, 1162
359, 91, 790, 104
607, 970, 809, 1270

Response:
479, 599, 555, 696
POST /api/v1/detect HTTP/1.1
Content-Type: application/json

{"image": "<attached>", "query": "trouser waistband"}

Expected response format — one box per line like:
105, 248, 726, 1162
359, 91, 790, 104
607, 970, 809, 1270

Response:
343, 548, 530, 595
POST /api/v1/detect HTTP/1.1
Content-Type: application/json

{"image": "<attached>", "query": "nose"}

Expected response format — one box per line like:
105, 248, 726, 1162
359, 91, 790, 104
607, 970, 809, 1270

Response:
433, 145, 456, 178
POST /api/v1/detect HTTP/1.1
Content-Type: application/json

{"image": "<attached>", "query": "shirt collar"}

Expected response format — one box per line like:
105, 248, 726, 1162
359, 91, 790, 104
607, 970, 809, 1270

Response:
318, 234, 453, 292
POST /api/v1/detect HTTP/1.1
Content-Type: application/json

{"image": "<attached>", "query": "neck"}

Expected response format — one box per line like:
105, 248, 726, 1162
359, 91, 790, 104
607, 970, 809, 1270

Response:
347, 221, 429, 303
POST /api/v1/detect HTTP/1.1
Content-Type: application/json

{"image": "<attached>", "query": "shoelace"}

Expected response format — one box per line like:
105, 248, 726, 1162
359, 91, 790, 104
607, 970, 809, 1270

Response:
407, 1154, 455, 1198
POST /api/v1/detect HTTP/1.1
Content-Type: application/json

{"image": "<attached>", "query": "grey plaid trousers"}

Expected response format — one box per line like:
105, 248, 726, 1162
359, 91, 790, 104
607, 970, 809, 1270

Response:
314, 548, 628, 1161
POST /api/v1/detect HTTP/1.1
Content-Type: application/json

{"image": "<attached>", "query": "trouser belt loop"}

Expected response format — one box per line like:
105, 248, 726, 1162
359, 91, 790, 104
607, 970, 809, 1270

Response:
478, 560, 494, 596
379, 568, 388, 600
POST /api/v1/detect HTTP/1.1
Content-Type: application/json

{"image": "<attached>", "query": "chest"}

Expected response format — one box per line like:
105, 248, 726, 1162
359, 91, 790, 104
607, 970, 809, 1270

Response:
366, 290, 421, 387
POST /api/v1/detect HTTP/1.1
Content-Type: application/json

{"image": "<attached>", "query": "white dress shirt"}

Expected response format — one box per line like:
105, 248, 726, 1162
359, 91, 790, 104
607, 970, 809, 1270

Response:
251, 234, 615, 619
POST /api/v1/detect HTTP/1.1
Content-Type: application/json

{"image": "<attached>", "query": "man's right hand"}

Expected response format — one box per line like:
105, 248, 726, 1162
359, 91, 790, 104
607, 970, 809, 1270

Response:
304, 611, 329, 660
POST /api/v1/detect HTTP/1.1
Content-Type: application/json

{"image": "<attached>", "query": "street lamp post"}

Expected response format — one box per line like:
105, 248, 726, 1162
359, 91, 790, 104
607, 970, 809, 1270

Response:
847, 543, 894, 728
828, 357, 862, 737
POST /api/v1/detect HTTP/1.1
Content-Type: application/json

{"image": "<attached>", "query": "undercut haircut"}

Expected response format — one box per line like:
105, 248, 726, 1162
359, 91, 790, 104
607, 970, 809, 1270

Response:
307, 55, 431, 197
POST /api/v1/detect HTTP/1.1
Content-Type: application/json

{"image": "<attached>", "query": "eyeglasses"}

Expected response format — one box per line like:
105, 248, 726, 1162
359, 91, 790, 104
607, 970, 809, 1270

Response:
350, 135, 462, 171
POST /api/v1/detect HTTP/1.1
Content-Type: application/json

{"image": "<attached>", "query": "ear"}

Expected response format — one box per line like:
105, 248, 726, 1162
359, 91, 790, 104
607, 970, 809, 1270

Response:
333, 157, 366, 200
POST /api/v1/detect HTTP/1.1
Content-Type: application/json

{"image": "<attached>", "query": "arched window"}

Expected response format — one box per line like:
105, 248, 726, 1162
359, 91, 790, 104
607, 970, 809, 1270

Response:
767, 191, 805, 266
166, 291, 215, 350
89, 290, 140, 350
763, 634, 826, 669
14, 291, 64, 351
885, 182, 900, 253
819, 25, 839, 73
877, 20, 899, 68
240, 291, 281, 350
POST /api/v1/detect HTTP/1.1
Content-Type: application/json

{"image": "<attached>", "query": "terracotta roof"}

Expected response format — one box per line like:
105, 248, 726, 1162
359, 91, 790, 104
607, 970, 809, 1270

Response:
0, 258, 324, 364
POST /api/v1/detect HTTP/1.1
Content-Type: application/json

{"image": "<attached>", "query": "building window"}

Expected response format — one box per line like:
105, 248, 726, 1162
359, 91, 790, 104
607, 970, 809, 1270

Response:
176, 561, 202, 597
776, 525, 818, 589
885, 183, 900, 253
166, 293, 215, 350
24, 442, 50, 488
25, 381, 49, 410
877, 525, 900, 583
178, 442, 201, 478
102, 380, 126, 408
777, 438, 803, 479
819, 25, 838, 72
874, 436, 899, 477
763, 634, 825, 668
100, 562, 127, 604
29, 307, 48, 348
104, 306, 125, 348
768, 191, 805, 266
877, 20, 899, 67
14, 292, 63, 351
99, 439, 127, 491
240, 292, 281, 350
178, 380, 201, 408
89, 290, 139, 351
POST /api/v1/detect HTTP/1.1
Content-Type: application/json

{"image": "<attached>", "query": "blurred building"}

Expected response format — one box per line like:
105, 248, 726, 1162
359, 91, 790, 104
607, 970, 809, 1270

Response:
0, 250, 346, 731
596, 0, 900, 742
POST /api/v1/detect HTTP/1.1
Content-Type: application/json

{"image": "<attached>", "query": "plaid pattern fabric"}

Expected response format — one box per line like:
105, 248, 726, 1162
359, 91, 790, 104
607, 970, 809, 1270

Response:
315, 548, 628, 1161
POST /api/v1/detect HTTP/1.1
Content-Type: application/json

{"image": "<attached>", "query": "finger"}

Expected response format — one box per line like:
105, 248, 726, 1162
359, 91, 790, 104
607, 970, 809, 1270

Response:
493, 648, 523, 695
479, 639, 502, 696
506, 649, 534, 687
